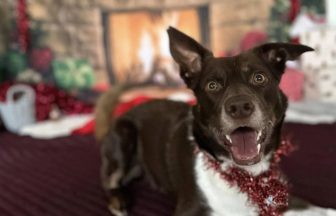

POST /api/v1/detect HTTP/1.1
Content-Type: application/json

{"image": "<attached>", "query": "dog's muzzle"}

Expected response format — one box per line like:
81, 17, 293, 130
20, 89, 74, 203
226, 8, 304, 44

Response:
220, 95, 270, 166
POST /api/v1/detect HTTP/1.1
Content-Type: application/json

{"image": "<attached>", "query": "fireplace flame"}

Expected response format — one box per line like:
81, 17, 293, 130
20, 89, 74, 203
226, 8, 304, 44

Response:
158, 29, 171, 58
109, 9, 199, 85
136, 23, 182, 84
138, 30, 154, 76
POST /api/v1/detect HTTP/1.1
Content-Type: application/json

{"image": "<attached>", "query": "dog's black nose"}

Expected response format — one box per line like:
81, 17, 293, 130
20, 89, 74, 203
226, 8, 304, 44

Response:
225, 96, 255, 119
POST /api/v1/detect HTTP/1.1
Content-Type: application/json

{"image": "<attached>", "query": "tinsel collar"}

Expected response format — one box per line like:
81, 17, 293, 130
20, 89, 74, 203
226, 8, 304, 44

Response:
194, 139, 294, 216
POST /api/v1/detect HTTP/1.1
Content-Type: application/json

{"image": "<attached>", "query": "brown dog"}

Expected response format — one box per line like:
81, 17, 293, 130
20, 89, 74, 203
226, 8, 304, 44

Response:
95, 27, 335, 216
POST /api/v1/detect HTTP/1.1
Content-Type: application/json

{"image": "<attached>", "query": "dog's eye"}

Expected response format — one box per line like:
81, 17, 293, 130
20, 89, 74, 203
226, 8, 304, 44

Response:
252, 73, 267, 85
206, 81, 220, 92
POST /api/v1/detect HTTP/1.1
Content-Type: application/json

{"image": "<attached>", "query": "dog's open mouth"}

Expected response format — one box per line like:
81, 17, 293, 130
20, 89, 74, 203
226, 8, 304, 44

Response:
224, 127, 267, 166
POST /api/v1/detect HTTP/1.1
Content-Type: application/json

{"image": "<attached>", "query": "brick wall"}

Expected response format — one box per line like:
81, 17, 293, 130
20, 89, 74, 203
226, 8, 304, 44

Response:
0, 0, 15, 54
0, 0, 273, 83
211, 0, 273, 54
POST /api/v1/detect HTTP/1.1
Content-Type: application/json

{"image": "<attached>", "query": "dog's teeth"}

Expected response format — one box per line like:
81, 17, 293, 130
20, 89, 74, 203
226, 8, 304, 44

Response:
225, 135, 232, 143
257, 131, 262, 141
257, 144, 261, 153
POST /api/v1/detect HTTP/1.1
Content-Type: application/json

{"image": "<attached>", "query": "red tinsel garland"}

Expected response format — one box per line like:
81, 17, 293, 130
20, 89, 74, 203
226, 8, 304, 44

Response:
0, 82, 93, 121
17, 0, 29, 53
196, 140, 295, 216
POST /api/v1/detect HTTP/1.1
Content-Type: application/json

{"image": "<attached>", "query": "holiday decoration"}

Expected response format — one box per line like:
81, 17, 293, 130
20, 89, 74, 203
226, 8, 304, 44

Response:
0, 82, 93, 121
288, 0, 301, 22
0, 55, 5, 83
289, 13, 324, 38
268, 0, 292, 42
300, 28, 336, 102
29, 47, 53, 74
268, 0, 325, 42
29, 21, 54, 74
16, 69, 42, 84
16, 0, 30, 53
0, 84, 35, 133
302, 0, 325, 14
5, 49, 28, 78
300, 28, 336, 70
52, 58, 95, 90
195, 140, 294, 216
304, 66, 336, 102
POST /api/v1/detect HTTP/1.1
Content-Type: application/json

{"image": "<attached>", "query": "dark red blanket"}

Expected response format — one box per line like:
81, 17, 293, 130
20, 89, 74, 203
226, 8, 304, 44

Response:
282, 123, 336, 208
0, 123, 335, 216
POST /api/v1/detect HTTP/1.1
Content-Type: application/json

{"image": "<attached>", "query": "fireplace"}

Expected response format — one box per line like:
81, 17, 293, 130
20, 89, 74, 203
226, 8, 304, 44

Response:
103, 6, 209, 85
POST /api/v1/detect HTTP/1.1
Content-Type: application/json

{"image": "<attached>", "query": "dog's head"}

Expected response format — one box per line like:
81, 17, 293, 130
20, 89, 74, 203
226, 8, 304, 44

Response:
168, 27, 313, 166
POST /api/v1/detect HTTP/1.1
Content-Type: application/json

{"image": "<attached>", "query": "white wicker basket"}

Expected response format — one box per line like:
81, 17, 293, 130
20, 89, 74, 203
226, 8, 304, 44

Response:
0, 84, 36, 133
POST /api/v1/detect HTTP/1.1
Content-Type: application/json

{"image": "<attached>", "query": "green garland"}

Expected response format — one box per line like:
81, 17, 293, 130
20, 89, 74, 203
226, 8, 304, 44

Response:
268, 0, 291, 42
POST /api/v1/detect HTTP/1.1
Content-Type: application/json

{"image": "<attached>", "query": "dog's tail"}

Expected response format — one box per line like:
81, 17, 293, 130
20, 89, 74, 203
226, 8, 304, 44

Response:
95, 85, 129, 142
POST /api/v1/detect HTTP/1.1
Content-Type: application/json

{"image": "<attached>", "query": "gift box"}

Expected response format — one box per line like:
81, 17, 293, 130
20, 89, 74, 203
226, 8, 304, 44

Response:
52, 58, 95, 90
300, 27, 336, 70
300, 27, 336, 101
304, 66, 336, 102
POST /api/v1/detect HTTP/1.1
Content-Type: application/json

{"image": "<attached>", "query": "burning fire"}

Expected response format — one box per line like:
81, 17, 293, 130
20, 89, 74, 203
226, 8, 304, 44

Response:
135, 12, 182, 84
138, 30, 154, 76
110, 9, 198, 85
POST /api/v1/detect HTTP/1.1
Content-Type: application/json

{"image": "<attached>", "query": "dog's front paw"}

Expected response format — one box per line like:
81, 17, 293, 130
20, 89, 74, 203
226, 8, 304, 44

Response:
107, 193, 128, 216
108, 206, 127, 216
285, 206, 336, 216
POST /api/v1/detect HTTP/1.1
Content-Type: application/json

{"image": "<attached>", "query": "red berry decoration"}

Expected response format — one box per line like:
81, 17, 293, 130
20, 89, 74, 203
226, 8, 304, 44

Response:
17, 0, 30, 53
0, 82, 94, 121
29, 47, 53, 73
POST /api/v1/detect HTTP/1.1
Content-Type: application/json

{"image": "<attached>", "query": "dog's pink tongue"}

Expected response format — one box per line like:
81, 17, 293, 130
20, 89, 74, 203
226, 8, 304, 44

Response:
230, 128, 258, 163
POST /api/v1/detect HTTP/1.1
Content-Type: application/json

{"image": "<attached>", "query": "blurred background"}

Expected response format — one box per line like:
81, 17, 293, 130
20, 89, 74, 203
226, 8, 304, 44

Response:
0, 1, 336, 215
1, 0, 335, 129
0, 0, 330, 86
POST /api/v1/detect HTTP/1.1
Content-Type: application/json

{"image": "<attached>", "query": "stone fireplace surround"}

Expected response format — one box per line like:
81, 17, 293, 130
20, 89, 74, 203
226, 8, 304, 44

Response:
1, 0, 273, 83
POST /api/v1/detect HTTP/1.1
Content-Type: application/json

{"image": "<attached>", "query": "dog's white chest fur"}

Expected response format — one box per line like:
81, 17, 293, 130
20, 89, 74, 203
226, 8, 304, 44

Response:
194, 153, 269, 216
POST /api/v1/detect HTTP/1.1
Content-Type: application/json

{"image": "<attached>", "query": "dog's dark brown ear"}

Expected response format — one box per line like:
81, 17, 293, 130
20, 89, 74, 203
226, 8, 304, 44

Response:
167, 26, 212, 88
253, 43, 314, 79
